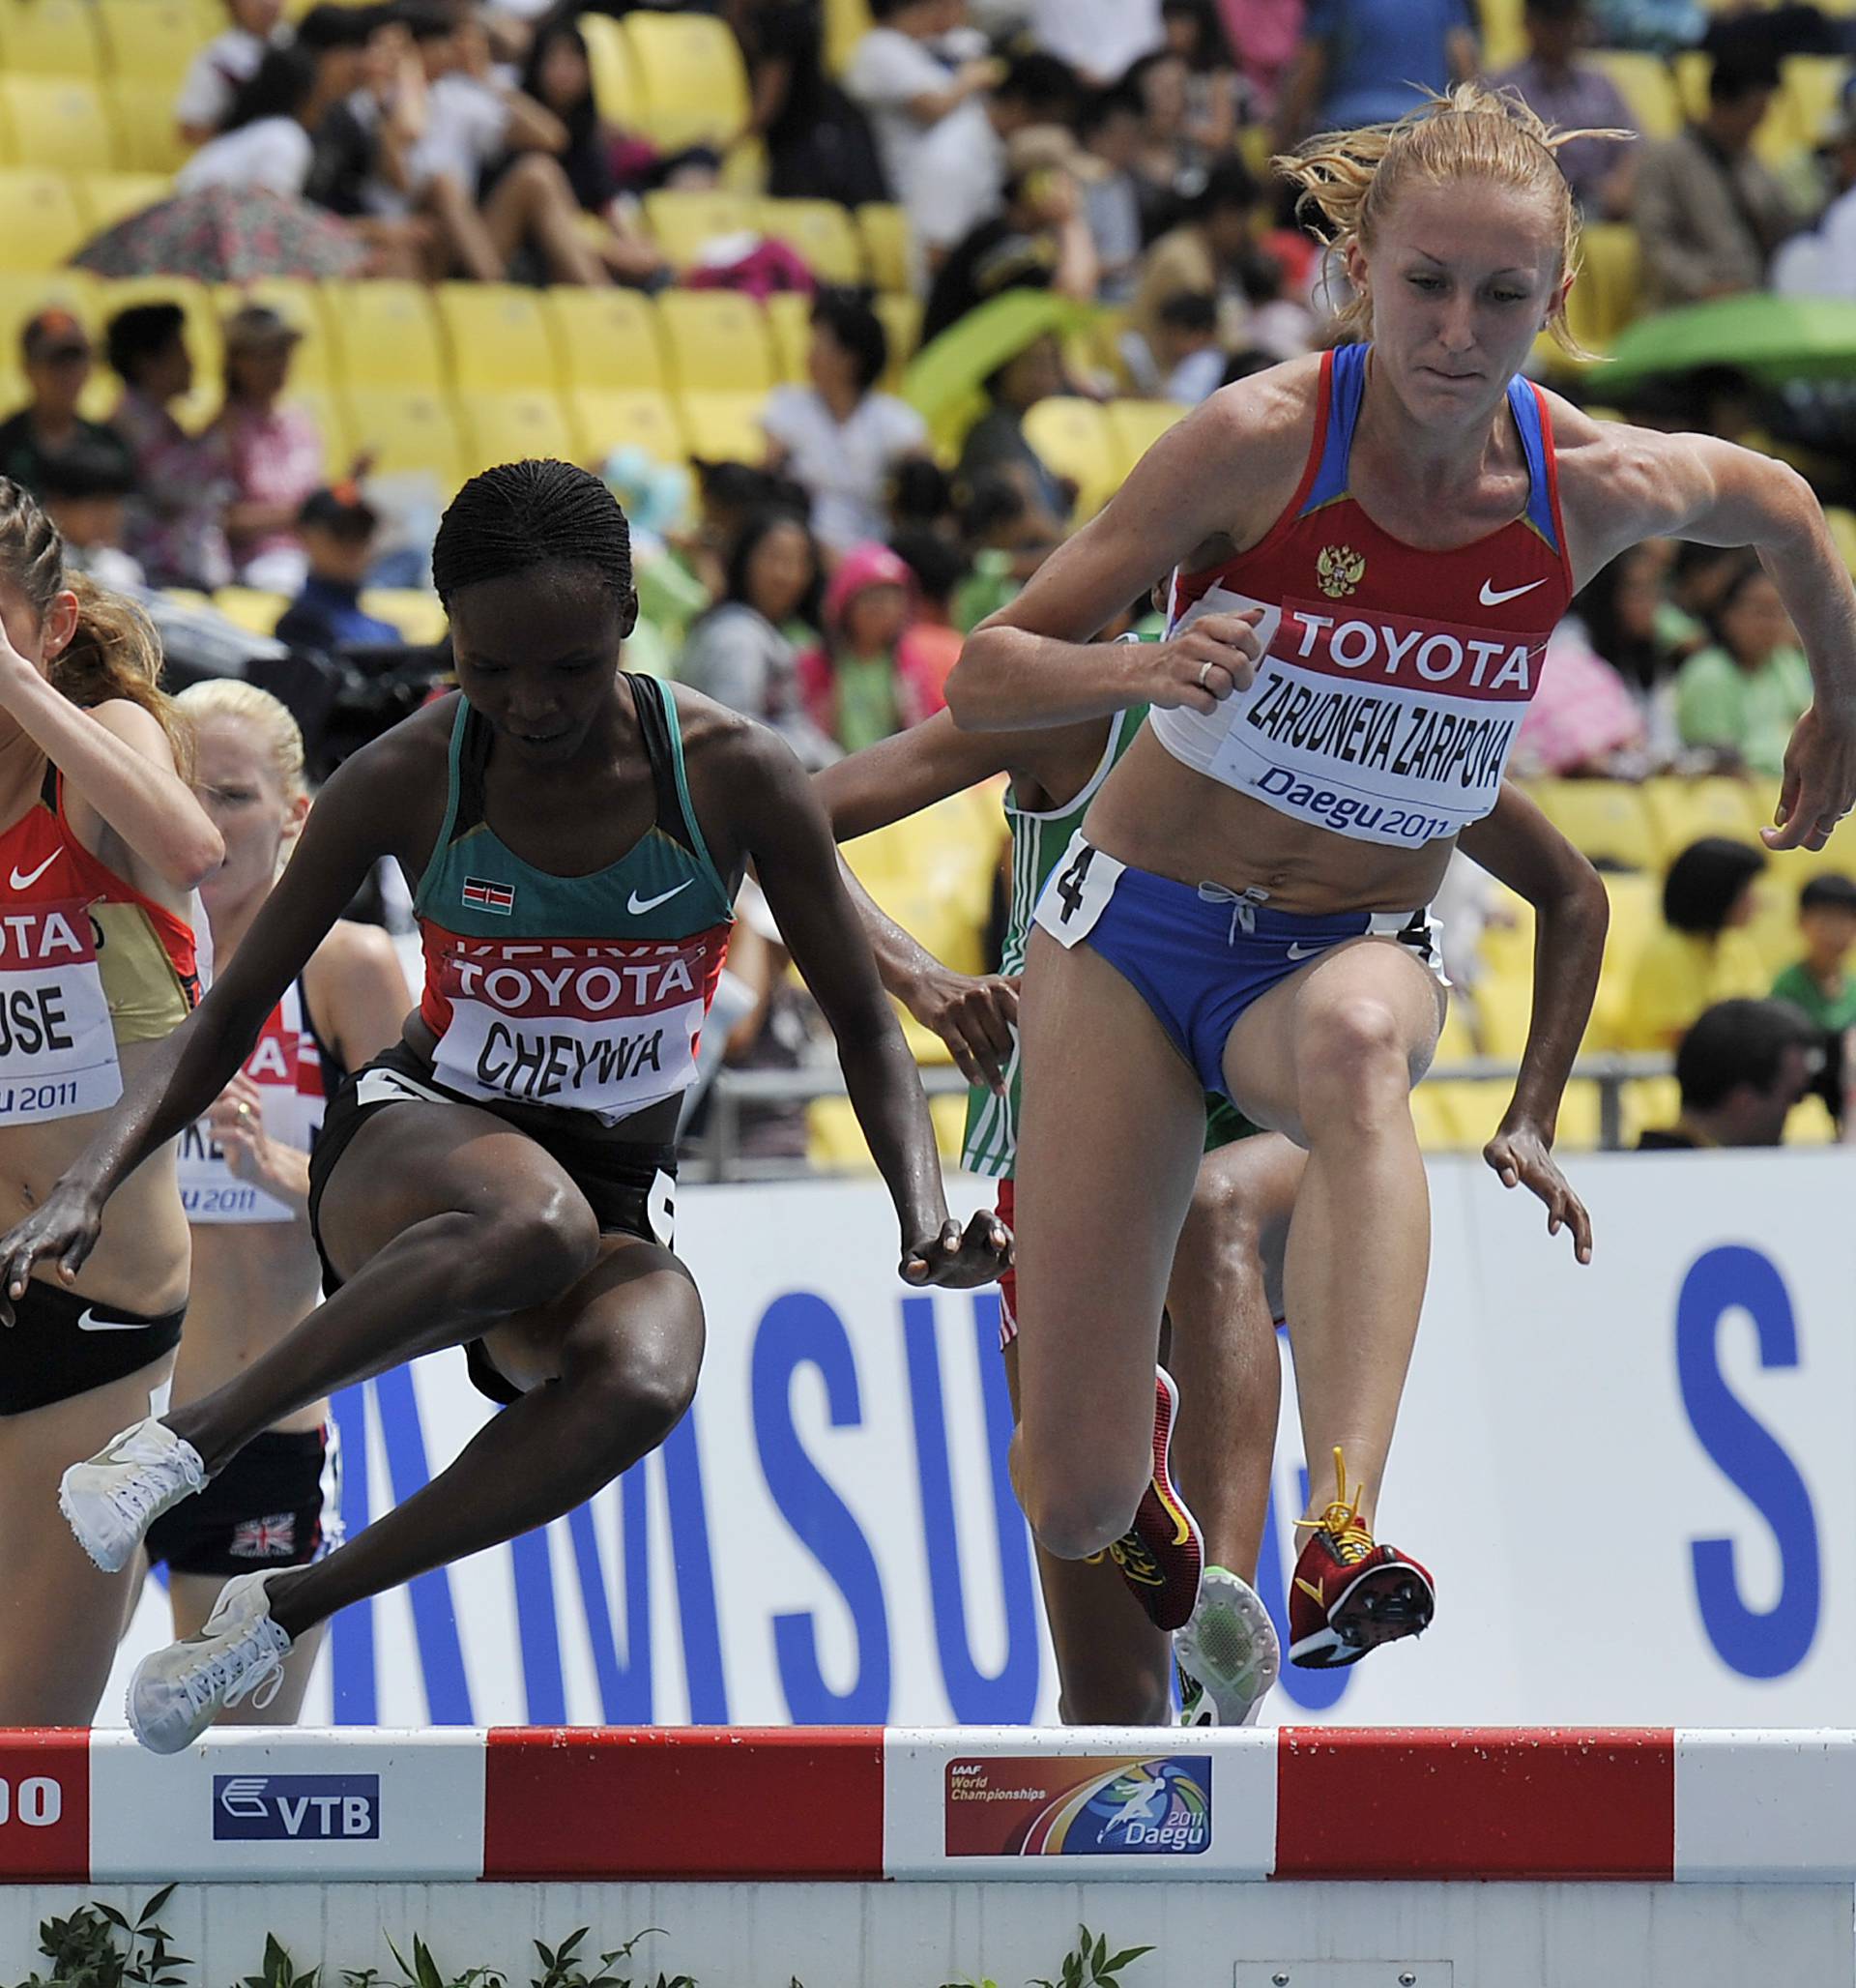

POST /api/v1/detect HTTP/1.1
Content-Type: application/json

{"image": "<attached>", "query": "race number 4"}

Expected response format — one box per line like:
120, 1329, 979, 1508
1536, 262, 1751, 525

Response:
1033, 833, 1125, 950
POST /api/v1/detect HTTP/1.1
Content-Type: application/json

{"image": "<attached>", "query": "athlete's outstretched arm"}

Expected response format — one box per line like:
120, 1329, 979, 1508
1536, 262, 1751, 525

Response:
814, 713, 1029, 1089
1457, 783, 1609, 1263
0, 743, 400, 1315
946, 384, 1293, 730
1557, 410, 1856, 850
729, 726, 1009, 1287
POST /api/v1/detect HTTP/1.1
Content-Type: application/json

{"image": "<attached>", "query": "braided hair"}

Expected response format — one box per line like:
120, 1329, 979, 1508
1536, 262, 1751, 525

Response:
431, 458, 634, 610
0, 476, 186, 771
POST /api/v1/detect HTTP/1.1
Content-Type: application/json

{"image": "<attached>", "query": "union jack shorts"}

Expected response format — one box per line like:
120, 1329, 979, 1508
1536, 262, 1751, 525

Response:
144, 1422, 343, 1577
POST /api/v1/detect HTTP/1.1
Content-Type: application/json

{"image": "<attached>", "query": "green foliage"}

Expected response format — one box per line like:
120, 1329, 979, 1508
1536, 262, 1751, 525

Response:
243, 1934, 319, 1988
528, 1928, 689, 1988
1027, 1925, 1154, 1988
12, 1888, 190, 1988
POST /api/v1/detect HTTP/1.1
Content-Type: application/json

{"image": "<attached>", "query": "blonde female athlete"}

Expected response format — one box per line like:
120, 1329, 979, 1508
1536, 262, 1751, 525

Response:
949, 87, 1856, 1671
0, 478, 222, 1722
148, 682, 409, 1720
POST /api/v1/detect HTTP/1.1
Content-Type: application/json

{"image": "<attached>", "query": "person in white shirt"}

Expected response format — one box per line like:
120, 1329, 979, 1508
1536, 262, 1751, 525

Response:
1774, 112, 1856, 299
1031, 0, 1163, 88
175, 0, 289, 148
763, 293, 930, 554
176, 46, 324, 199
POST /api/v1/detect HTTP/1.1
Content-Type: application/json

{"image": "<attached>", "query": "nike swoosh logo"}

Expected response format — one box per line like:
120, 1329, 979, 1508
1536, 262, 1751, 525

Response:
9, 851, 59, 891
1479, 577, 1548, 606
1287, 942, 1324, 960
626, 880, 694, 916
77, 1308, 149, 1332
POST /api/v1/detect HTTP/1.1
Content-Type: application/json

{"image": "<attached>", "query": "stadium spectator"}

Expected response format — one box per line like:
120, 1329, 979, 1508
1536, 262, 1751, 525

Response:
955, 332, 1071, 536
731, 0, 891, 205
275, 486, 402, 654
1774, 108, 1856, 297
1633, 54, 1797, 309
1772, 873, 1856, 1038
35, 445, 145, 593
1638, 998, 1824, 1148
498, 20, 668, 283
763, 293, 929, 556
1126, 153, 1261, 362
1490, 0, 1639, 218
1078, 84, 1147, 297
1674, 556, 1812, 776
1122, 48, 1210, 242
800, 541, 945, 751
888, 526, 968, 693
106, 304, 234, 594
921, 128, 1102, 344
1571, 539, 1688, 758
845, 1, 1003, 263
212, 306, 326, 595
0, 312, 136, 504
1123, 290, 1226, 401
176, 45, 335, 199
1163, 0, 1247, 156
1622, 837, 1772, 1050
1217, 0, 1304, 114
396, 4, 611, 286
175, 0, 289, 147
1030, 0, 1164, 88
952, 468, 1055, 630
677, 507, 839, 767
1275, 0, 1478, 144
1511, 622, 1649, 775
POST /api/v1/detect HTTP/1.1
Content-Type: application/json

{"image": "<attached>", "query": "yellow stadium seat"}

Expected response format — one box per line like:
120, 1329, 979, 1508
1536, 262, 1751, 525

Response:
568, 388, 687, 467
282, 387, 354, 479
856, 203, 910, 293
1479, 0, 1527, 68
1642, 775, 1762, 863
72, 169, 171, 235
0, 171, 87, 273
580, 14, 643, 128
214, 587, 287, 637
1588, 869, 1659, 1049
97, 0, 200, 81
642, 190, 758, 271
360, 589, 449, 645
1020, 396, 1116, 518
1104, 398, 1186, 482
765, 291, 811, 385
1621, 1076, 1681, 1147
1472, 963, 1534, 1061
1434, 989, 1479, 1067
1525, 777, 1658, 871
623, 12, 751, 151
807, 1093, 971, 1170
1786, 1093, 1839, 1145
434, 282, 558, 394
214, 278, 336, 390
543, 285, 667, 394
325, 279, 444, 391
1826, 506, 1856, 575
0, 77, 116, 173
841, 786, 1003, 977
656, 288, 774, 395
1567, 223, 1641, 352
678, 390, 769, 463
873, 291, 919, 387
0, 0, 102, 76
460, 390, 575, 478
342, 388, 465, 490
103, 79, 188, 172
757, 198, 864, 284
1409, 1082, 1469, 1153
825, 0, 872, 73
1593, 50, 1683, 139
1783, 55, 1849, 147
1554, 1078, 1605, 1153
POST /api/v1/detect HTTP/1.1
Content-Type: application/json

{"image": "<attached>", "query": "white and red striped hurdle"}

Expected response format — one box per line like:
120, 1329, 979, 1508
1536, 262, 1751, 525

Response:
1, 1725, 1852, 1884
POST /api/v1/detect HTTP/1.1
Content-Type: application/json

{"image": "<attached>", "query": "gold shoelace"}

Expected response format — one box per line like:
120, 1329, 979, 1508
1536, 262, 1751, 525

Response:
1292, 1447, 1375, 1606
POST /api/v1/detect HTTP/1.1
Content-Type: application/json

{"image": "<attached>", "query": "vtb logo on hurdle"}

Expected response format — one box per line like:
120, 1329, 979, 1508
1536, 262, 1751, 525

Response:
214, 1774, 380, 1840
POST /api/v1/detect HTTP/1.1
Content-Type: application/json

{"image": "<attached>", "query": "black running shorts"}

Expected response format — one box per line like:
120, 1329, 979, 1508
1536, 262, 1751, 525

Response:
145, 1422, 344, 1575
0, 1278, 185, 1417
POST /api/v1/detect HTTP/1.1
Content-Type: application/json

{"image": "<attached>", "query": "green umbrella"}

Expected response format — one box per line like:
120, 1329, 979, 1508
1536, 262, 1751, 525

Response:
1597, 294, 1856, 394
901, 289, 1100, 442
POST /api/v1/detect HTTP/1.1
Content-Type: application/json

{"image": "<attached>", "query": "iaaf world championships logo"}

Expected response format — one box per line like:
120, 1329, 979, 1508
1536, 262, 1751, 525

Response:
944, 1755, 1211, 1856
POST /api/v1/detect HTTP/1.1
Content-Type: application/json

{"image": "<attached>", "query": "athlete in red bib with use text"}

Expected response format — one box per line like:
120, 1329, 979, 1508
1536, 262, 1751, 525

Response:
949, 85, 1856, 1675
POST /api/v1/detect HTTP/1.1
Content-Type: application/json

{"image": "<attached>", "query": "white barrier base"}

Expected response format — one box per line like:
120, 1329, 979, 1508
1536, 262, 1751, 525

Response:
0, 1877, 1848, 1988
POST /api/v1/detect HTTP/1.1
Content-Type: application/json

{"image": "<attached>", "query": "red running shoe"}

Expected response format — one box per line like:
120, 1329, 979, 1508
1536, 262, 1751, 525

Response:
1288, 1447, 1435, 1669
1099, 1365, 1204, 1633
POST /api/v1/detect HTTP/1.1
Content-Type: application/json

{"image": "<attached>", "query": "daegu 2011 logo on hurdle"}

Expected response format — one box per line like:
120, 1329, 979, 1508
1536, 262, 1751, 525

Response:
944, 1755, 1211, 1856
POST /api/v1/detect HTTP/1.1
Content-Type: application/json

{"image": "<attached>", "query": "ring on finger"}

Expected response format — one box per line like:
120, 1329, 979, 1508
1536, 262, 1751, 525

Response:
1196, 658, 1213, 689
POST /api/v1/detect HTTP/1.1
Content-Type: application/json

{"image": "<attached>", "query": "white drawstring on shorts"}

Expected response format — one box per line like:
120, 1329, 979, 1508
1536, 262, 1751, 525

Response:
1198, 880, 1271, 943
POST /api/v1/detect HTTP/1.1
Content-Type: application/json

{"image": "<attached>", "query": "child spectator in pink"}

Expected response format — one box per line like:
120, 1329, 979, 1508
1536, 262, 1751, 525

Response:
799, 541, 944, 752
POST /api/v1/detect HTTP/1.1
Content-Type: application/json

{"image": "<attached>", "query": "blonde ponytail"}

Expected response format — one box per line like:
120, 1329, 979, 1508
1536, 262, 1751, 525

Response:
1274, 82, 1631, 357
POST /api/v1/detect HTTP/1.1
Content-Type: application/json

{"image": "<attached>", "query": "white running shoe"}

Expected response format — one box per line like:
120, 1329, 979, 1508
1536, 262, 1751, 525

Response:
1175, 1564, 1281, 1727
60, 1417, 208, 1573
127, 1569, 293, 1755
